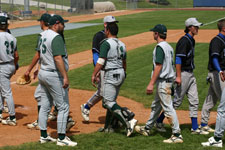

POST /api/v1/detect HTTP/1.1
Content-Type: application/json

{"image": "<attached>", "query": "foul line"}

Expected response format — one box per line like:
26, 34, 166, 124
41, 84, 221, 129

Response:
203, 16, 225, 26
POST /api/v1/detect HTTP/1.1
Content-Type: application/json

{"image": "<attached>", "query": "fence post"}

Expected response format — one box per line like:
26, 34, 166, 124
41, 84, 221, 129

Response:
38, 0, 40, 17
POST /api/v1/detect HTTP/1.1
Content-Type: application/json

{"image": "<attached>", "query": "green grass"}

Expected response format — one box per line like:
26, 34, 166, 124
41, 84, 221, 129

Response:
68, 43, 212, 110
30, 0, 193, 9
17, 10, 225, 66
0, 124, 222, 150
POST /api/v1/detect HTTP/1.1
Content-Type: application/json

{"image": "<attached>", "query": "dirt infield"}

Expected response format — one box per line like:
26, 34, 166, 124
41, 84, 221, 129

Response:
0, 9, 219, 147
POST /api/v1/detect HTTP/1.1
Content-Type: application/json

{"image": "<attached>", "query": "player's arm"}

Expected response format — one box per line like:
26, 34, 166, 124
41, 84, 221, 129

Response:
52, 35, 69, 88
92, 61, 104, 87
92, 40, 109, 87
175, 57, 182, 85
14, 49, 19, 67
54, 55, 69, 88
24, 35, 42, 79
92, 32, 104, 66
13, 50, 19, 74
146, 46, 164, 94
175, 38, 188, 85
24, 52, 40, 79
210, 38, 224, 81
123, 49, 127, 72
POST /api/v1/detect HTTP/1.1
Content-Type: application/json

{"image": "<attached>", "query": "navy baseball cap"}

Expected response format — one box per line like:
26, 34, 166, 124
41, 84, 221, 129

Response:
0, 16, 8, 25
150, 24, 167, 35
49, 15, 68, 25
37, 13, 51, 23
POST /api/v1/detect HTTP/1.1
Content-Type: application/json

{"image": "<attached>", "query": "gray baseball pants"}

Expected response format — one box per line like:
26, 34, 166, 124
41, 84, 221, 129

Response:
146, 80, 181, 134
38, 69, 69, 134
87, 70, 105, 107
102, 69, 125, 109
173, 71, 199, 118
214, 87, 225, 138
0, 62, 16, 116
34, 84, 42, 106
201, 71, 225, 124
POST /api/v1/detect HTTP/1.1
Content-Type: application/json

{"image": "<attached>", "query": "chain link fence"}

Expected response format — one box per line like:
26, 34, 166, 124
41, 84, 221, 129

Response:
0, 0, 194, 20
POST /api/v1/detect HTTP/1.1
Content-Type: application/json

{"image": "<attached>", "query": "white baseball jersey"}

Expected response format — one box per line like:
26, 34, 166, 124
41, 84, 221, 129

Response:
152, 41, 175, 79
104, 38, 126, 70
39, 29, 69, 71
0, 32, 17, 63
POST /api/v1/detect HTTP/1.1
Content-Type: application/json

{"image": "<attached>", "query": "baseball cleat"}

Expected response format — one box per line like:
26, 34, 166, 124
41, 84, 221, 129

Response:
127, 118, 138, 137
66, 117, 76, 132
80, 104, 90, 121
98, 127, 115, 133
201, 137, 223, 148
191, 128, 209, 135
163, 135, 183, 143
48, 112, 57, 121
57, 136, 77, 147
135, 125, 150, 136
155, 122, 166, 132
199, 125, 215, 133
2, 117, 16, 126
27, 120, 39, 130
39, 135, 57, 144
3, 105, 9, 113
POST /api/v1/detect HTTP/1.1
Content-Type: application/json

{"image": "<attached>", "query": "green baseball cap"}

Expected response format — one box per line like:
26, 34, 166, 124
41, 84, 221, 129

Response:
49, 15, 68, 26
37, 13, 51, 23
0, 16, 8, 25
150, 24, 167, 35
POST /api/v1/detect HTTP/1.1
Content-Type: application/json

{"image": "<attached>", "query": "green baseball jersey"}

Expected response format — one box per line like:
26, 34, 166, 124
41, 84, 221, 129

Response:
99, 38, 126, 70
152, 41, 175, 79
0, 32, 17, 63
39, 29, 69, 71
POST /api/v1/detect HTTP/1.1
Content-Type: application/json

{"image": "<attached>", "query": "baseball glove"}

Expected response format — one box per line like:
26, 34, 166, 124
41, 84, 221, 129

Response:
16, 75, 31, 85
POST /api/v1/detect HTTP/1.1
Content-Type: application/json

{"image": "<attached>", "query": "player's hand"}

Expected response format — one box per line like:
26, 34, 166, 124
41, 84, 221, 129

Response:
146, 84, 154, 95
33, 69, 39, 79
63, 77, 69, 89
219, 71, 225, 82
175, 76, 181, 86
91, 75, 97, 88
24, 71, 30, 81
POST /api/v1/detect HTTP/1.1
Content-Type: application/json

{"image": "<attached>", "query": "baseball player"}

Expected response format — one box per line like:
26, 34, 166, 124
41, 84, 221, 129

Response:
0, 16, 19, 126
201, 87, 225, 148
155, 18, 208, 134
25, 14, 75, 131
200, 19, 225, 133
25, 13, 52, 129
201, 19, 225, 148
0, 12, 16, 114
91, 22, 137, 136
80, 15, 118, 122
135, 24, 183, 143
37, 14, 77, 146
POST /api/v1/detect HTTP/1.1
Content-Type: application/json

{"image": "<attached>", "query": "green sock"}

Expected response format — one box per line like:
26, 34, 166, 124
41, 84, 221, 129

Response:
10, 115, 15, 120
41, 130, 47, 138
214, 136, 221, 142
58, 134, 65, 140
0, 110, 2, 114
37, 105, 41, 122
104, 109, 113, 129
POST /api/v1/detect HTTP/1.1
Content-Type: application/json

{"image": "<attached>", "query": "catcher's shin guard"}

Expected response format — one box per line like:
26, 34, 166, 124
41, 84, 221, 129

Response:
121, 107, 135, 121
111, 104, 130, 129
